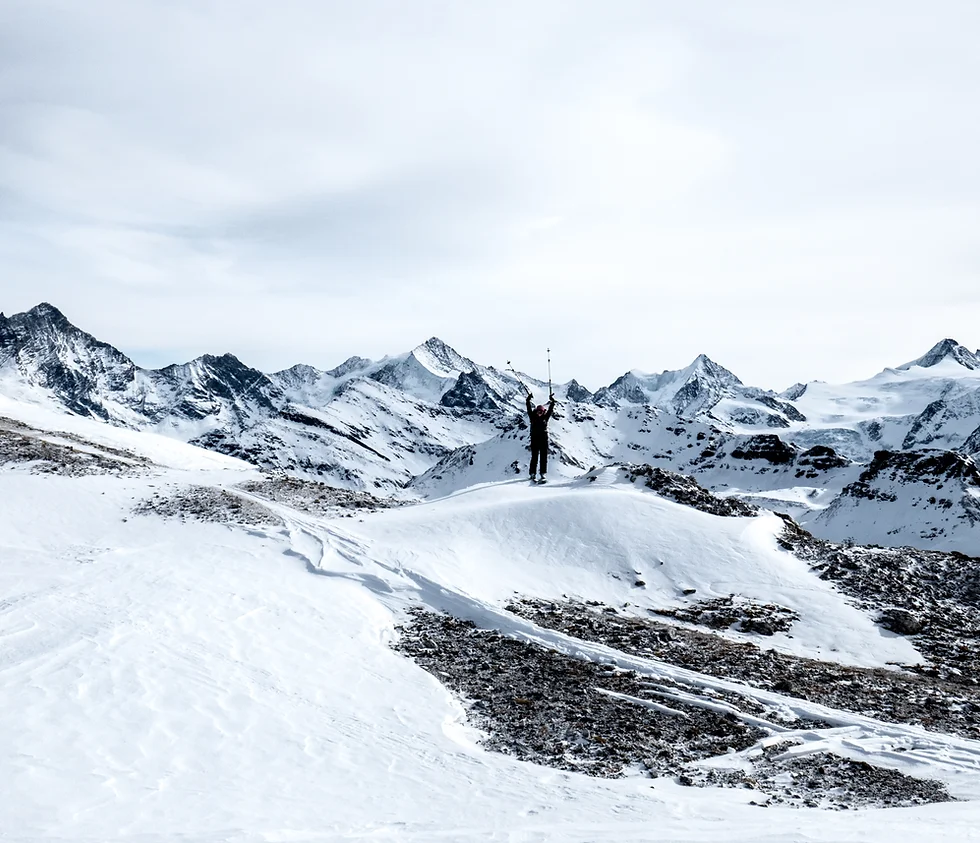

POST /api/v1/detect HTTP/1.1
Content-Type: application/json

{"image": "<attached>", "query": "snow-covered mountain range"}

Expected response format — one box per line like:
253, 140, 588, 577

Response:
2, 302, 979, 552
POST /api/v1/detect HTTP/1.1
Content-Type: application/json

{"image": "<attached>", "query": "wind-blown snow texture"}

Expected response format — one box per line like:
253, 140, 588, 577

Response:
2, 304, 979, 552
3, 407, 980, 841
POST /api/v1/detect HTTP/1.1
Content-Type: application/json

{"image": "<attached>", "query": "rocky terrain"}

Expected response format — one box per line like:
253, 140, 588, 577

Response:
777, 517, 980, 685
651, 594, 799, 636
618, 464, 758, 517
395, 609, 953, 809
686, 744, 953, 810
133, 475, 403, 525
0, 417, 148, 476
506, 598, 980, 740
133, 485, 281, 526
237, 475, 399, 517
3, 385, 975, 829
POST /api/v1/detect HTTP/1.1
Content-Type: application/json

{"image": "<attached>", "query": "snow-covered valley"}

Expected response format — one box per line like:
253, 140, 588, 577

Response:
3, 394, 980, 841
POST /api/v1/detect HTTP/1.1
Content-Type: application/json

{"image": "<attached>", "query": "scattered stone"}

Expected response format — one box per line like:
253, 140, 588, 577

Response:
0, 418, 148, 476
777, 516, 980, 686
395, 609, 767, 779
686, 743, 952, 810
879, 607, 926, 636
618, 464, 758, 517
134, 485, 280, 525
238, 475, 399, 517
394, 609, 952, 809
508, 597, 980, 740
653, 595, 799, 636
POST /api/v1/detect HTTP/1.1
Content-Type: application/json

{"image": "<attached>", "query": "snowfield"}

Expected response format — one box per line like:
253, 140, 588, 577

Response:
353, 472, 921, 669
3, 406, 980, 841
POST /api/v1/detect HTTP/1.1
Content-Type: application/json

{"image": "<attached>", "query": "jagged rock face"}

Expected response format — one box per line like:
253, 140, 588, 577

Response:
902, 390, 980, 451
153, 354, 282, 424
811, 449, 980, 551
369, 338, 480, 403
727, 406, 789, 428
668, 358, 743, 418
730, 435, 798, 465
413, 336, 474, 376
756, 394, 807, 422
901, 339, 980, 371
670, 373, 717, 417
782, 382, 808, 401
593, 354, 806, 429
797, 446, 850, 471
439, 370, 499, 411
271, 363, 322, 389
858, 449, 980, 487
619, 464, 758, 517
593, 355, 743, 413
565, 379, 593, 403
0, 303, 137, 419
962, 424, 980, 457
327, 356, 372, 378
0, 304, 283, 428
592, 356, 806, 429
594, 372, 648, 405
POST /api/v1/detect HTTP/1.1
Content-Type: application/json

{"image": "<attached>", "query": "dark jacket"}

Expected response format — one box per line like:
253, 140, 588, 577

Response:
526, 395, 555, 441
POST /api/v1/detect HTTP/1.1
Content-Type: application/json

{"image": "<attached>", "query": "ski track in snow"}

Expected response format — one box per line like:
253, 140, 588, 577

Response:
4, 447, 980, 839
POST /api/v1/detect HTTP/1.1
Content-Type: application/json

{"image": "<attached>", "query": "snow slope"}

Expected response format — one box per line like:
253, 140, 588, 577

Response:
0, 394, 251, 472
787, 345, 980, 460
353, 470, 920, 669
4, 413, 980, 841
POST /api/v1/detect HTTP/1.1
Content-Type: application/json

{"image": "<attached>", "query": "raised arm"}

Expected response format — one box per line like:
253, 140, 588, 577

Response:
545, 395, 556, 420
525, 393, 534, 419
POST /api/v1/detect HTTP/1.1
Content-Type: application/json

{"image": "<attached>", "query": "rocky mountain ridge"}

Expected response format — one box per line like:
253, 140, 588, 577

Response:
2, 303, 979, 552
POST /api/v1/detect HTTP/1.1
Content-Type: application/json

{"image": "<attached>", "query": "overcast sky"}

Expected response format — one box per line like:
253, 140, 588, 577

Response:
2, 1, 979, 390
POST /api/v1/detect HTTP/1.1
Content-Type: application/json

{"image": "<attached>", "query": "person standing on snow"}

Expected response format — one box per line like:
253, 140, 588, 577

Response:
525, 392, 556, 482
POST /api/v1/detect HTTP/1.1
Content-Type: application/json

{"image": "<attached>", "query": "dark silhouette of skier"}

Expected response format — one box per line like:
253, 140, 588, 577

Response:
525, 393, 556, 482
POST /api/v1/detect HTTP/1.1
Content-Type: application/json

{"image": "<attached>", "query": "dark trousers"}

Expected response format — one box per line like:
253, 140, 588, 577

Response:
530, 436, 548, 475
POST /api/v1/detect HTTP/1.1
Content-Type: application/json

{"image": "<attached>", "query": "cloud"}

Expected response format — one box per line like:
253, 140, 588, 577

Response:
1, 0, 978, 389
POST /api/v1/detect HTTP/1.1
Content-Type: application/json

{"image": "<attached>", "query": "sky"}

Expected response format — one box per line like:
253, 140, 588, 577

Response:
2, 0, 979, 391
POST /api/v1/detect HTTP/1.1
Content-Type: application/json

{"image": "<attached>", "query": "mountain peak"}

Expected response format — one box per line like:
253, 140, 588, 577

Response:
17, 302, 74, 331
900, 339, 980, 372
410, 337, 473, 378
29, 301, 66, 317
327, 356, 372, 378
420, 336, 450, 350
3, 302, 122, 354
687, 353, 743, 386
594, 354, 742, 416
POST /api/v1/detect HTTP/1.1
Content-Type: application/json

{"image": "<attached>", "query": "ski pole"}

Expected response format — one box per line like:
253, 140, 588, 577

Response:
545, 348, 562, 405
506, 360, 532, 397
